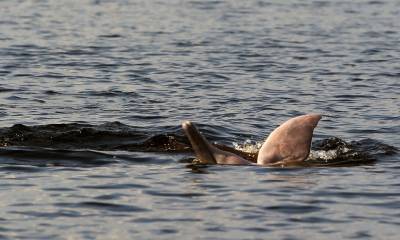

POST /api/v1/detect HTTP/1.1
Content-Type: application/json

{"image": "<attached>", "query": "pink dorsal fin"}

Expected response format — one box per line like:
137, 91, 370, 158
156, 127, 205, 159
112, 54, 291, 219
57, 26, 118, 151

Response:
257, 114, 322, 165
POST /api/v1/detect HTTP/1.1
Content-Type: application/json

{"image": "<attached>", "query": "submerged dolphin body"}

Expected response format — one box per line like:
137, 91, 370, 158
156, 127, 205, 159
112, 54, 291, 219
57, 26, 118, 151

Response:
182, 114, 322, 166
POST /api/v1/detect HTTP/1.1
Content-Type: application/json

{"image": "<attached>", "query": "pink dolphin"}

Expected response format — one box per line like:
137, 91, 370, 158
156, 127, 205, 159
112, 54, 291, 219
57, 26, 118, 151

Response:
182, 114, 322, 166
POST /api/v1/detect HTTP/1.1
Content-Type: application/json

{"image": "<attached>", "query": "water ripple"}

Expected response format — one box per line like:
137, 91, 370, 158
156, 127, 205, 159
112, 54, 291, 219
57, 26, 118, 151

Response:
0, 0, 399, 239
55, 201, 148, 213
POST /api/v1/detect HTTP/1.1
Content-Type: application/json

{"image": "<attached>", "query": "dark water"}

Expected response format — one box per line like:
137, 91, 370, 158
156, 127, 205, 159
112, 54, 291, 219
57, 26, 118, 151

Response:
0, 0, 399, 239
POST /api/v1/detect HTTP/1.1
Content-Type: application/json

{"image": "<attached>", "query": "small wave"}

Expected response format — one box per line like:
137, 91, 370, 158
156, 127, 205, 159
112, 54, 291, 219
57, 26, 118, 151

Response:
0, 87, 15, 92
0, 147, 119, 167
54, 201, 148, 213
79, 90, 139, 97
98, 34, 123, 38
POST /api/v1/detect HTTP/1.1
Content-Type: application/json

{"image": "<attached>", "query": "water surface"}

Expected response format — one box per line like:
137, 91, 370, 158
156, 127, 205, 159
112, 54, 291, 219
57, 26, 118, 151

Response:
0, 0, 399, 239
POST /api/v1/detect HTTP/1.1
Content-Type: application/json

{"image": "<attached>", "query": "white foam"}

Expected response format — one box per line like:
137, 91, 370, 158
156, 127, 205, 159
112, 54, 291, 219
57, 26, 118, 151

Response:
308, 147, 352, 161
233, 139, 262, 154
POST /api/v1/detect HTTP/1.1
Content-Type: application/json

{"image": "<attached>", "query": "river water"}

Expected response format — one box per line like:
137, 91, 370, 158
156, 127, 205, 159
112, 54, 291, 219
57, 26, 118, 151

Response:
0, 0, 399, 239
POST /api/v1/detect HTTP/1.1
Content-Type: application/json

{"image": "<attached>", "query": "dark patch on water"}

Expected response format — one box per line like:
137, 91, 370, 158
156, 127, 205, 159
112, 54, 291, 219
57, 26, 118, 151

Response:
79, 183, 149, 189
9, 210, 82, 218
94, 193, 130, 200
98, 34, 123, 38
0, 147, 119, 167
0, 165, 44, 173
262, 205, 324, 215
54, 201, 148, 213
0, 122, 189, 152
0, 87, 15, 92
132, 217, 202, 223
144, 189, 206, 198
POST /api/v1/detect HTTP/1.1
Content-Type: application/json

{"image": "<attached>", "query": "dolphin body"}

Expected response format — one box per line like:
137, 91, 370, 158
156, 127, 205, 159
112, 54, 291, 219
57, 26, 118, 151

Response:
182, 114, 322, 166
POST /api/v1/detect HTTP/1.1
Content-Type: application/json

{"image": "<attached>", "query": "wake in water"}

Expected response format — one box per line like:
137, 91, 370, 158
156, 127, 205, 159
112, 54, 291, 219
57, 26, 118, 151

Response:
0, 122, 397, 168
233, 137, 396, 166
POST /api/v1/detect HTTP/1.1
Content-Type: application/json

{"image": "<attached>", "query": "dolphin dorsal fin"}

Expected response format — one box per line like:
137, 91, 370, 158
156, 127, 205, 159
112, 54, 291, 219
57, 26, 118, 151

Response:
182, 121, 251, 165
257, 114, 322, 165
182, 121, 217, 164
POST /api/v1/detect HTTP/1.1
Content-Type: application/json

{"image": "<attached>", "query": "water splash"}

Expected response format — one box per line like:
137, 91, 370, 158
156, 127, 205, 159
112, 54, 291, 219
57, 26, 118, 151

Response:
232, 139, 261, 154
232, 137, 397, 166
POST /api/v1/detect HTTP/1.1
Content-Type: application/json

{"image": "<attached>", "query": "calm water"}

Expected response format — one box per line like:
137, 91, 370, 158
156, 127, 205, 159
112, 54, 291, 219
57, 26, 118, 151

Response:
0, 0, 399, 239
